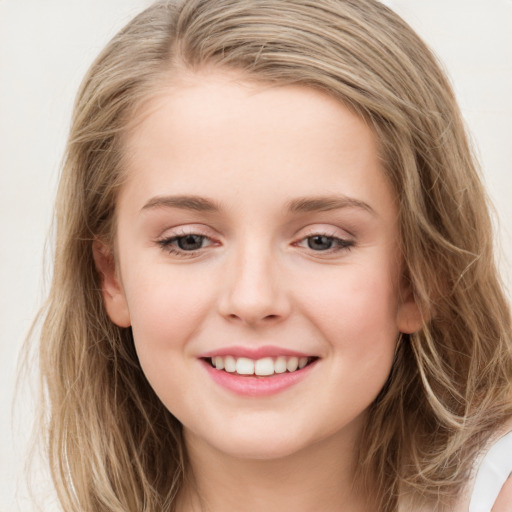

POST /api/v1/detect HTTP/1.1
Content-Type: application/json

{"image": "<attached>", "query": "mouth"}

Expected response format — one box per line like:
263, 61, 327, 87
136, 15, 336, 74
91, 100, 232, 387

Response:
202, 355, 319, 377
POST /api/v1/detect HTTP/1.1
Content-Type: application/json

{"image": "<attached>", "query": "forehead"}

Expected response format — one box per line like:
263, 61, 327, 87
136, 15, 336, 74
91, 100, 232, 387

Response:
120, 70, 395, 219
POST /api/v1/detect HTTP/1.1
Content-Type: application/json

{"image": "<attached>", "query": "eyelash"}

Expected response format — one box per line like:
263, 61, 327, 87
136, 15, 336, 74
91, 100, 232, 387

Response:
156, 232, 354, 258
156, 233, 215, 258
295, 234, 354, 253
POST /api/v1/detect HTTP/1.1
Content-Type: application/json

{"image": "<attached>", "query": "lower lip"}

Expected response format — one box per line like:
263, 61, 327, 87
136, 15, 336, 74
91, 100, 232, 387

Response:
201, 359, 317, 397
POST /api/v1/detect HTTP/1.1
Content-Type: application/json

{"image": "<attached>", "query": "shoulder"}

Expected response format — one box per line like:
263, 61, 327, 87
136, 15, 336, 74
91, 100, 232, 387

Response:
469, 430, 512, 512
492, 476, 512, 512
399, 428, 512, 512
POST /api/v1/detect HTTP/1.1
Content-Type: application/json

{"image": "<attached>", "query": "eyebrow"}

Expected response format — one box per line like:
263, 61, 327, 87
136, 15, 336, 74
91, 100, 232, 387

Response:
287, 196, 376, 216
142, 195, 221, 212
141, 194, 375, 215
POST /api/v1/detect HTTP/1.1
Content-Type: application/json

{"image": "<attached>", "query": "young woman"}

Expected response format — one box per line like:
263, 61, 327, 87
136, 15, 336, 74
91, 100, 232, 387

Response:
37, 1, 512, 510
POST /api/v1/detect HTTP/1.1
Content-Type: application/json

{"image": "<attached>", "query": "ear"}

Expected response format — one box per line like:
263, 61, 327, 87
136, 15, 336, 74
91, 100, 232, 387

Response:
92, 239, 131, 328
396, 280, 423, 334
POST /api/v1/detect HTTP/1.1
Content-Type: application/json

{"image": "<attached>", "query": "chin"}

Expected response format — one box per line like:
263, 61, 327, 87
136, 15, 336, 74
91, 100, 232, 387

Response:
217, 436, 308, 461
186, 421, 316, 462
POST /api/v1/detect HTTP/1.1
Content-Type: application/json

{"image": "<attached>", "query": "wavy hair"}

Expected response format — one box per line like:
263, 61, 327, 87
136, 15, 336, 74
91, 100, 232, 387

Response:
36, 0, 512, 510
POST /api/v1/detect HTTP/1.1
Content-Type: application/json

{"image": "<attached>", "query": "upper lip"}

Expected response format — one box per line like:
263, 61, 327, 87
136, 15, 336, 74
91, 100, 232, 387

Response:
199, 345, 316, 359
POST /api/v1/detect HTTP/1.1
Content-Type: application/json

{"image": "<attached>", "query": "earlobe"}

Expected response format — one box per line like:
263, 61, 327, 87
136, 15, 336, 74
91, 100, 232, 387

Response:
92, 239, 131, 328
396, 285, 423, 334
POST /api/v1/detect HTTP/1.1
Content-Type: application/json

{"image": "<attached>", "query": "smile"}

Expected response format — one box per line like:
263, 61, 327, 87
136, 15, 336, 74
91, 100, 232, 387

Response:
207, 356, 316, 376
200, 353, 319, 397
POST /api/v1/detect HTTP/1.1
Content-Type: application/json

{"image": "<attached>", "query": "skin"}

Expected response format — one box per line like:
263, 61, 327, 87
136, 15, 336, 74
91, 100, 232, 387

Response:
95, 70, 422, 511
493, 476, 512, 512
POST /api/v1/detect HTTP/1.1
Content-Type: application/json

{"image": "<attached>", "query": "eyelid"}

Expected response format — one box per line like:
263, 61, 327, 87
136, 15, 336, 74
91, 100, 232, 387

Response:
155, 223, 216, 238
155, 225, 221, 257
295, 224, 355, 240
292, 225, 356, 254
294, 234, 354, 247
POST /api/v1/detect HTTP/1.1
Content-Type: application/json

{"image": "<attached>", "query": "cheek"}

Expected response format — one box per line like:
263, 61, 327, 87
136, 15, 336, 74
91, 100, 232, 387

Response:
302, 264, 399, 342
298, 263, 400, 391
123, 271, 215, 406
122, 264, 215, 357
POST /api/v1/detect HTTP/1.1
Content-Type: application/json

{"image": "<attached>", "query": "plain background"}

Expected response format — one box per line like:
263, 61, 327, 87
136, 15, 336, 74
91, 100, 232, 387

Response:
1, 1, 511, 510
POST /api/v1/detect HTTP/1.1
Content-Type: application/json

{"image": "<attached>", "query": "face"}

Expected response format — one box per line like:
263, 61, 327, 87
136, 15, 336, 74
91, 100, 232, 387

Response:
96, 71, 421, 461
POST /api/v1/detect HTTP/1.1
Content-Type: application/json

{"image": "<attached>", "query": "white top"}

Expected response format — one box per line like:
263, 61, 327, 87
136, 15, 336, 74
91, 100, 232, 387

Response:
469, 430, 512, 511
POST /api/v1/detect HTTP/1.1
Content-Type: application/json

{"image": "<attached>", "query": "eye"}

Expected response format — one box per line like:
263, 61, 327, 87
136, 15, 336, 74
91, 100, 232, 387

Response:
157, 233, 214, 256
307, 235, 336, 251
296, 234, 354, 253
174, 234, 208, 251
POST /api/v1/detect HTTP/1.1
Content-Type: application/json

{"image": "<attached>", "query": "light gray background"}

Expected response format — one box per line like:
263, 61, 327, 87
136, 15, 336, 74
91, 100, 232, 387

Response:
1, 1, 511, 510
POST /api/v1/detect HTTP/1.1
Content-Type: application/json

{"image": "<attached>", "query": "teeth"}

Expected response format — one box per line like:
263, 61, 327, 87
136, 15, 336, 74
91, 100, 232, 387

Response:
210, 355, 313, 376
274, 356, 287, 374
254, 357, 274, 376
236, 357, 254, 375
224, 356, 236, 373
287, 357, 299, 372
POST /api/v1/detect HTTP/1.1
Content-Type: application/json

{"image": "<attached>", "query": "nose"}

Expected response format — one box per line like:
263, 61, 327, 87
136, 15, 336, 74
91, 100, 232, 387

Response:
217, 242, 291, 327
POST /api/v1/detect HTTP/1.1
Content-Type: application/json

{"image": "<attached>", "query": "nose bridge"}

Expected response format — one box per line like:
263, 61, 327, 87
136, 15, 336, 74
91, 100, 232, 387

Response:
219, 235, 289, 325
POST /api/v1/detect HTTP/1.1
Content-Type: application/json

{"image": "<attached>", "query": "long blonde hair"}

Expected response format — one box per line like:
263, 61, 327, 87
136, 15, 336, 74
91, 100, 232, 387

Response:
37, 0, 512, 510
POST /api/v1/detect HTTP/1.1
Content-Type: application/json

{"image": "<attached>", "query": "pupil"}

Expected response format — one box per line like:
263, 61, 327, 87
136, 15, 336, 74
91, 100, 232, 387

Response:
178, 235, 203, 250
308, 235, 333, 251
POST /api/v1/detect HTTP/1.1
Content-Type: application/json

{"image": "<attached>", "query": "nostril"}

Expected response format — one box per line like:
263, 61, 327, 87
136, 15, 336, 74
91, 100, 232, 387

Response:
226, 313, 280, 323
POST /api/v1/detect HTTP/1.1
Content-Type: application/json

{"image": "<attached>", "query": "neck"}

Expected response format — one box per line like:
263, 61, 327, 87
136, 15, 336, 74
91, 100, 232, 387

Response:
177, 424, 372, 512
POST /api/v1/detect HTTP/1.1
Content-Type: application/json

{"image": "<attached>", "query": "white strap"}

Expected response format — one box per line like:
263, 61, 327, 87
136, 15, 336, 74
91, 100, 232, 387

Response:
469, 431, 512, 512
